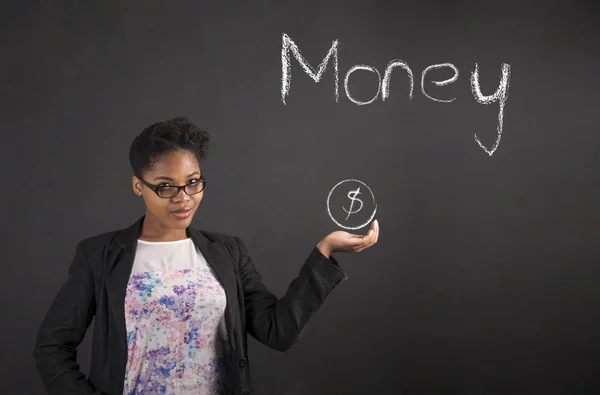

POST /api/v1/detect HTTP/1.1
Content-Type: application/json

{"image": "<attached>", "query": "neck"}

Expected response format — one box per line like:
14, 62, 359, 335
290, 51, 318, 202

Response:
139, 213, 189, 242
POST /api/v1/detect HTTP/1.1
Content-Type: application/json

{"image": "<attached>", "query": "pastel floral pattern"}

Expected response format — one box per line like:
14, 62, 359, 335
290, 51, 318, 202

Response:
123, 266, 232, 395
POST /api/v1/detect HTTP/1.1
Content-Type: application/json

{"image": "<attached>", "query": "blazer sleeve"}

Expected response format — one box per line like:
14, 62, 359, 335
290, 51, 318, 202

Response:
235, 236, 348, 352
33, 241, 101, 395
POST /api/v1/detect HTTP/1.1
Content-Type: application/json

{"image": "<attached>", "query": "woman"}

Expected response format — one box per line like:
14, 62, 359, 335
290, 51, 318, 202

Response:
33, 117, 379, 395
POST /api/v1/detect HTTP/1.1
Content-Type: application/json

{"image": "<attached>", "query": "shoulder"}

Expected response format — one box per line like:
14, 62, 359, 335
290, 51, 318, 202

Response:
76, 228, 122, 251
190, 227, 250, 261
73, 223, 247, 260
194, 228, 241, 248
72, 224, 132, 266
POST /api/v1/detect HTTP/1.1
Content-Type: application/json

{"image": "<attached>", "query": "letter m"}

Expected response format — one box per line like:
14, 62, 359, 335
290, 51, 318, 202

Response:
281, 33, 339, 104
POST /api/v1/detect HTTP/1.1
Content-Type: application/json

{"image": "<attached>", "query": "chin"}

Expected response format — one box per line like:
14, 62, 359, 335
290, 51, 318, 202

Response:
173, 214, 194, 226
161, 213, 192, 228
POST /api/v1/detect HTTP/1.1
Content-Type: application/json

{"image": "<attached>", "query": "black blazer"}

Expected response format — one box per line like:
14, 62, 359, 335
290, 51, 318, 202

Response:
33, 215, 348, 395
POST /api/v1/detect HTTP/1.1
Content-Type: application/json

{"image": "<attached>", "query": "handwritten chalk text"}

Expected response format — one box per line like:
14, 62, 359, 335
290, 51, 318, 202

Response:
281, 33, 511, 156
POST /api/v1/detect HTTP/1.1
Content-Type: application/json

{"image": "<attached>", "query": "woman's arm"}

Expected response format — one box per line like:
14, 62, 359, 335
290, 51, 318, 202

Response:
235, 236, 348, 352
33, 241, 101, 395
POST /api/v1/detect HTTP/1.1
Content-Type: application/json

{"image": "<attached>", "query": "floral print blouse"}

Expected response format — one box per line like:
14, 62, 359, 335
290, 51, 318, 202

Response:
123, 238, 232, 394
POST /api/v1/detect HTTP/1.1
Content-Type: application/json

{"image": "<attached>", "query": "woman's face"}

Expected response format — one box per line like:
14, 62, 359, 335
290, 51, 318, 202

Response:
132, 150, 203, 232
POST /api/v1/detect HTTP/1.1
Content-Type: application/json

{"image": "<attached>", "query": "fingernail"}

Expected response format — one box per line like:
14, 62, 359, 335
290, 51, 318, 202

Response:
375, 219, 379, 228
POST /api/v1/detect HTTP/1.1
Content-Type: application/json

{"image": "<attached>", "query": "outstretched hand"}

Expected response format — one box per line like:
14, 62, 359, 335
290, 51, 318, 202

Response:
317, 219, 379, 258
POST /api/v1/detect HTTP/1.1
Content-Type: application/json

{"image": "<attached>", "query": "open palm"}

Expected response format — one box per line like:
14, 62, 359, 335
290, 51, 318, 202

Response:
318, 219, 379, 255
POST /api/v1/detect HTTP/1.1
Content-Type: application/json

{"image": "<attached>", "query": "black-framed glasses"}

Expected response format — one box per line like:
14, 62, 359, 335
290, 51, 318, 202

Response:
138, 175, 206, 198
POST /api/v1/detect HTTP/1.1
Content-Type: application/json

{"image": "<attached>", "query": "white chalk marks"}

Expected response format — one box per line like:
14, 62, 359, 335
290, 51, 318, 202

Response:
281, 33, 512, 156
327, 179, 377, 230
471, 63, 511, 156
344, 65, 381, 105
421, 63, 459, 103
382, 60, 413, 101
281, 33, 339, 104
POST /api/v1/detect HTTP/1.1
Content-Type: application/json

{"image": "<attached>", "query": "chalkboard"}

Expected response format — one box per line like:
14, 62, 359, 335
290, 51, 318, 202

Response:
3, 1, 600, 394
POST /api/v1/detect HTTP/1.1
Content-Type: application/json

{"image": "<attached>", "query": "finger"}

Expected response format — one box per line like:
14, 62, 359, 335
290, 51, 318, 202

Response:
359, 230, 377, 250
369, 221, 376, 235
366, 234, 375, 246
373, 220, 379, 243
346, 232, 363, 239
356, 240, 371, 252
354, 223, 376, 247
349, 236, 364, 245
356, 245, 369, 252
368, 225, 377, 242
361, 222, 375, 237
360, 242, 375, 251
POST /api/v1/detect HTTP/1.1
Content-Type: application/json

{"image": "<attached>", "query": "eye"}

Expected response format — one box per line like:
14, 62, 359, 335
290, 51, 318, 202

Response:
158, 183, 171, 188
188, 179, 199, 184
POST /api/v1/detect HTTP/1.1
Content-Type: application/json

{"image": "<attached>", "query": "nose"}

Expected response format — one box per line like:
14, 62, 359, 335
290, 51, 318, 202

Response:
172, 188, 192, 202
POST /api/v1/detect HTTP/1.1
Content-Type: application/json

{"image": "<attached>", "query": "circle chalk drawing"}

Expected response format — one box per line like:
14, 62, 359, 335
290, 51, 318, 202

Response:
327, 179, 377, 230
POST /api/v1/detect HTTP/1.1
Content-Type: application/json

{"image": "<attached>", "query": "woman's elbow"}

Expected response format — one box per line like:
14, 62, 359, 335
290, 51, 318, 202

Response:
32, 342, 54, 374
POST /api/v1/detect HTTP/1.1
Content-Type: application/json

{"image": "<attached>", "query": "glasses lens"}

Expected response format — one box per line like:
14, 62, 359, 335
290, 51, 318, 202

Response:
185, 181, 204, 195
157, 187, 178, 198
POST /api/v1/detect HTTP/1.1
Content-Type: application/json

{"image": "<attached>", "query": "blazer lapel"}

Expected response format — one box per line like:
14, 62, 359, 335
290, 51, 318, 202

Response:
104, 215, 238, 358
104, 216, 144, 351
188, 227, 239, 352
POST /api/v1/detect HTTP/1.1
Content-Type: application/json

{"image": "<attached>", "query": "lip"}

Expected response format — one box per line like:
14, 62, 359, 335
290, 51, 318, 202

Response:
170, 207, 192, 219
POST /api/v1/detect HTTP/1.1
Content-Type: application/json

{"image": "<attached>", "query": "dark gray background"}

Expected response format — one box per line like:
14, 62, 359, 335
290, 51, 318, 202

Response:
2, 0, 600, 394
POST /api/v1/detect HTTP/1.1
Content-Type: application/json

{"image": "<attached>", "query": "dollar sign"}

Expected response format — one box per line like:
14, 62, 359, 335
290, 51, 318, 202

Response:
343, 187, 364, 220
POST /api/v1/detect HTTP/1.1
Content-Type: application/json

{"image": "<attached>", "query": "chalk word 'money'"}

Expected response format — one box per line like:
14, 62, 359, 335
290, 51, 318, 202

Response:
281, 33, 511, 156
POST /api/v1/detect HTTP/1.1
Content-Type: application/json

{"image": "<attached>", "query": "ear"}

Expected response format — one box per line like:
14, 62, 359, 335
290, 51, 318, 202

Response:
132, 176, 142, 196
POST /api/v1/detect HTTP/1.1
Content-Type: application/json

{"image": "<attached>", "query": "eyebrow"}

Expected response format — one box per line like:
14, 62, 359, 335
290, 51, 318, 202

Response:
154, 171, 200, 181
